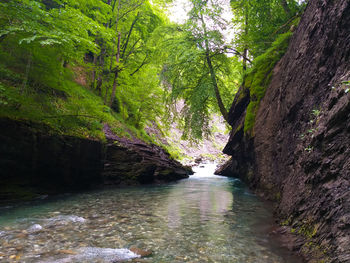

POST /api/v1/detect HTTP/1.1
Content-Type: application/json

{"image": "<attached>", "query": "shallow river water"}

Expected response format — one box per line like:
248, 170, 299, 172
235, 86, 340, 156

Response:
0, 163, 301, 263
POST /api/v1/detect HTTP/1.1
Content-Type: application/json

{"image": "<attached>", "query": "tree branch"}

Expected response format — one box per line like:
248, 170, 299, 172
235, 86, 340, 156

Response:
124, 38, 141, 62
224, 47, 253, 63
130, 53, 149, 76
271, 13, 301, 36
121, 12, 140, 60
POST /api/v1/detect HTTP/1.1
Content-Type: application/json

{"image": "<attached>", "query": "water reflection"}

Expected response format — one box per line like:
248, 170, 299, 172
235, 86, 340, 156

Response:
165, 166, 233, 228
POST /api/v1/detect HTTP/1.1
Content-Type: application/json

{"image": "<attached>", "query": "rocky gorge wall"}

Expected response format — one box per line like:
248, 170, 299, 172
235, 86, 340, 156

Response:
0, 118, 103, 201
0, 118, 191, 203
219, 0, 350, 262
102, 124, 192, 185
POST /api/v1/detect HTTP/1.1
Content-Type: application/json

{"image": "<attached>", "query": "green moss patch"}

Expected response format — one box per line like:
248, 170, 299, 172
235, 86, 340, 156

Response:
244, 31, 292, 134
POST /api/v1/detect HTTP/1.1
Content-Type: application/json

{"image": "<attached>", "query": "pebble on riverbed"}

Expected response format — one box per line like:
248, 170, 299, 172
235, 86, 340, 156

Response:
130, 246, 153, 257
28, 224, 43, 233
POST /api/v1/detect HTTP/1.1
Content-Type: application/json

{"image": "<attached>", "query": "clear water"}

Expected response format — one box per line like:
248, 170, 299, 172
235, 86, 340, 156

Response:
0, 163, 301, 263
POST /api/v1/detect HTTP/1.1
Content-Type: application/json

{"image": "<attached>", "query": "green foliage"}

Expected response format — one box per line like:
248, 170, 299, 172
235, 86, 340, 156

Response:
230, 0, 304, 58
0, 0, 171, 142
159, 0, 241, 140
341, 80, 350, 93
0, 0, 305, 160
312, 109, 321, 118
0, 0, 110, 60
244, 32, 292, 134
304, 145, 313, 152
0, 72, 110, 139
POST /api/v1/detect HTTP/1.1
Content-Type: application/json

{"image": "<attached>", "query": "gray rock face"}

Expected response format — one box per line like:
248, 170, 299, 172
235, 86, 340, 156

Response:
0, 117, 103, 201
103, 124, 192, 185
219, 0, 350, 262
0, 118, 192, 203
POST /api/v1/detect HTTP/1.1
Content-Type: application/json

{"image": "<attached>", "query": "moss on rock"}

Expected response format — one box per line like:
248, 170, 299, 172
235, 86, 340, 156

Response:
244, 32, 293, 134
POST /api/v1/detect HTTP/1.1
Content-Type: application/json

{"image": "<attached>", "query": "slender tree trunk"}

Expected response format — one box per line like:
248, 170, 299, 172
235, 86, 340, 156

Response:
95, 0, 114, 94
106, 0, 121, 107
109, 32, 121, 107
91, 53, 98, 88
243, 6, 249, 72
104, 80, 109, 105
200, 14, 229, 123
121, 12, 140, 59
205, 52, 229, 123
21, 52, 32, 94
96, 76, 103, 96
110, 38, 116, 72
95, 40, 107, 96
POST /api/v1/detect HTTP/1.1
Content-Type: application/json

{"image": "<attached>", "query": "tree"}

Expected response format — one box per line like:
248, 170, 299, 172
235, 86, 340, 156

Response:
230, 0, 304, 60
0, 0, 169, 130
160, 0, 240, 139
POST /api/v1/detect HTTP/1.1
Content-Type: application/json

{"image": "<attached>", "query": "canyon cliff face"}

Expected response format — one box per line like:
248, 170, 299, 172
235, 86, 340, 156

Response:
219, 0, 350, 262
0, 118, 103, 201
102, 124, 192, 185
0, 118, 191, 203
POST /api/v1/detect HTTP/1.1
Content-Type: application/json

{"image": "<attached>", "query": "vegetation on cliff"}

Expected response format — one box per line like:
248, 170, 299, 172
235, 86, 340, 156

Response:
0, 0, 168, 142
243, 30, 293, 134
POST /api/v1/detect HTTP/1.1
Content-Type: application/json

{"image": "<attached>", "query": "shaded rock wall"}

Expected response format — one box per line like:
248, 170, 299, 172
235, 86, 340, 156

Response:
0, 118, 103, 201
103, 125, 191, 185
220, 0, 350, 262
0, 119, 191, 202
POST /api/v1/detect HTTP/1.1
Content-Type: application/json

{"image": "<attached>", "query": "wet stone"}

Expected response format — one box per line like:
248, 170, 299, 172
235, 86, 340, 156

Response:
130, 246, 152, 257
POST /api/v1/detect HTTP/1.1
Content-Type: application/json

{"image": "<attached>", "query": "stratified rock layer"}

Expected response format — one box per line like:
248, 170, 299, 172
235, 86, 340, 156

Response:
103, 124, 191, 185
0, 118, 191, 202
0, 118, 103, 200
219, 0, 350, 262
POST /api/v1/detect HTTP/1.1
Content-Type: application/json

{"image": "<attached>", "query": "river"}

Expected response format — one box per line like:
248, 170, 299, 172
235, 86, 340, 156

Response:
0, 163, 301, 262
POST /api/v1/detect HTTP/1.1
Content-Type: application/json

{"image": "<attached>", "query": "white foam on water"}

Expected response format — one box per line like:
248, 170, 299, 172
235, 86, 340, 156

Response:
38, 247, 140, 263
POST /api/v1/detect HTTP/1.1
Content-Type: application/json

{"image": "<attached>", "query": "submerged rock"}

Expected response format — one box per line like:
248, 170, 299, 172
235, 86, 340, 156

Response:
39, 247, 140, 263
28, 224, 43, 233
129, 246, 152, 257
45, 215, 86, 226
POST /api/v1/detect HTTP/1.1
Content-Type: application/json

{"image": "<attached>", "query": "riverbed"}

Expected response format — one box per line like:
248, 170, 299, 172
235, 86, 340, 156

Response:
0, 163, 301, 262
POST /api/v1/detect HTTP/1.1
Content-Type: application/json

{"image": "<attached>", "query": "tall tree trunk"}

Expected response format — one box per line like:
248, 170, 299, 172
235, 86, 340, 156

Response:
109, 32, 121, 107
205, 52, 229, 123
91, 52, 98, 89
107, 0, 121, 107
121, 12, 140, 59
200, 14, 229, 123
243, 5, 249, 72
21, 52, 32, 94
